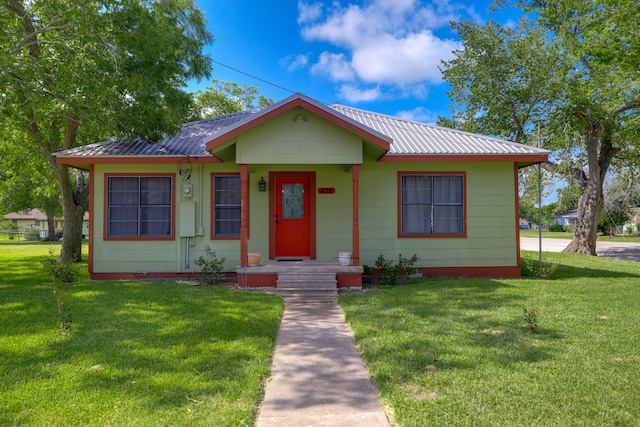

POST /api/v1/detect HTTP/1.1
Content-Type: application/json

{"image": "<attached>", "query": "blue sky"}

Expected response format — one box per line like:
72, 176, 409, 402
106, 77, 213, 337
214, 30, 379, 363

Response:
189, 0, 521, 123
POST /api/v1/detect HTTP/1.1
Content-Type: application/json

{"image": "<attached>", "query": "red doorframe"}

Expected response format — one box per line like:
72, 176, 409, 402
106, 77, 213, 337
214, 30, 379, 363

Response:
269, 172, 316, 260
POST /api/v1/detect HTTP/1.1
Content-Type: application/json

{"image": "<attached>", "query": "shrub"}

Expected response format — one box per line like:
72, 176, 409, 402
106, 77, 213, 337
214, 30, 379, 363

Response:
523, 291, 545, 333
523, 305, 540, 333
41, 249, 77, 336
194, 246, 226, 285
549, 224, 565, 232
25, 229, 41, 240
374, 253, 419, 285
520, 252, 558, 279
41, 249, 79, 283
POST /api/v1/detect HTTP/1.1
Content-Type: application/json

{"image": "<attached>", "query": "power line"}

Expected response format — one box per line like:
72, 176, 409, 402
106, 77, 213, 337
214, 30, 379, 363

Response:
212, 60, 298, 95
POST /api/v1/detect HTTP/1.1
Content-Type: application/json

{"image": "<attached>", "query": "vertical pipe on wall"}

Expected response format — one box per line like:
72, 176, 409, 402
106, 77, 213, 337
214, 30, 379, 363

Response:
185, 236, 190, 268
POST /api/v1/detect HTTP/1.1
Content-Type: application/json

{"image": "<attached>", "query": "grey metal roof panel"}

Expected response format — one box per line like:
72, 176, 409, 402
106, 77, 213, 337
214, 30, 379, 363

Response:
329, 103, 548, 156
54, 95, 549, 160
54, 111, 256, 158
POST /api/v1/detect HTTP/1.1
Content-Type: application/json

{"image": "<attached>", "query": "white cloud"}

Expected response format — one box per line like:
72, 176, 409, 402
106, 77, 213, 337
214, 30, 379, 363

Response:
396, 106, 440, 125
311, 52, 355, 81
297, 0, 323, 24
297, 0, 470, 102
280, 54, 311, 72
338, 85, 382, 103
352, 31, 459, 84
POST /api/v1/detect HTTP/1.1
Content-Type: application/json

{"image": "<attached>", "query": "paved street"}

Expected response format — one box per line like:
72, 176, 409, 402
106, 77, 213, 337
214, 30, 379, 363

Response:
520, 237, 640, 262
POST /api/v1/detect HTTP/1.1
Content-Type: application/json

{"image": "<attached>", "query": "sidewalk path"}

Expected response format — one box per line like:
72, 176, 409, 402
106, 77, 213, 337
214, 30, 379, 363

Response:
255, 298, 390, 427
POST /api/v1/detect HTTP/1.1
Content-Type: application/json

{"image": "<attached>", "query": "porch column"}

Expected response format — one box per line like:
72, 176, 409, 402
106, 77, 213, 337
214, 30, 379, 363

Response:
240, 164, 249, 267
352, 164, 360, 266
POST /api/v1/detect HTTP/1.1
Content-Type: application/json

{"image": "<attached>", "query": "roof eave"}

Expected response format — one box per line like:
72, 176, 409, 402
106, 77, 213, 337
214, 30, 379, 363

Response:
55, 155, 221, 167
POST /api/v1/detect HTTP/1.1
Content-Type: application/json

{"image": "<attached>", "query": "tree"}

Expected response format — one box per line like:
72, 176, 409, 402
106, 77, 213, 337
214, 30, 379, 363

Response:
192, 80, 273, 119
1, 0, 212, 261
0, 126, 62, 240
440, 0, 640, 255
599, 168, 640, 234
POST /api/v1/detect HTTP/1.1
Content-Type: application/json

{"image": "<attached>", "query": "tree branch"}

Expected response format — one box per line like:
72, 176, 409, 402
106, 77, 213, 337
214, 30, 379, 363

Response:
613, 100, 640, 115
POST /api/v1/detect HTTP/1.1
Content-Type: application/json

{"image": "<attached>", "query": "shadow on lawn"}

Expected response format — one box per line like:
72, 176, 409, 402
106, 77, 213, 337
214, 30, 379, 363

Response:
342, 279, 562, 378
0, 280, 282, 414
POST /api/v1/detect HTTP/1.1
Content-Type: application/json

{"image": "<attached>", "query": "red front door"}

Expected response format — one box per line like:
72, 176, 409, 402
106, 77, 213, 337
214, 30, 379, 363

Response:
274, 176, 311, 258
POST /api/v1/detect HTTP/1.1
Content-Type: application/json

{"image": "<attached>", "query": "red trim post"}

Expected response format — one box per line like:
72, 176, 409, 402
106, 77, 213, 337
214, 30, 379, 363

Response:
352, 164, 360, 266
240, 164, 249, 267
88, 164, 94, 275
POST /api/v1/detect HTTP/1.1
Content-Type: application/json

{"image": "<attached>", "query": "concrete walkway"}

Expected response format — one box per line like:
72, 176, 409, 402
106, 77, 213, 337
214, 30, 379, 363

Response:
520, 237, 640, 262
255, 297, 391, 427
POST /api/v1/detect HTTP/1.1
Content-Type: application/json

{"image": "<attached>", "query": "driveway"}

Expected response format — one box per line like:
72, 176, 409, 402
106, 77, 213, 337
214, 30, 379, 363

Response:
520, 237, 640, 262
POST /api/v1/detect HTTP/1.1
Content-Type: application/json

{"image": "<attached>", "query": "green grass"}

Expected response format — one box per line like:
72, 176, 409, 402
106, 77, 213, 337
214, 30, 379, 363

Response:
520, 229, 640, 243
339, 252, 640, 426
0, 241, 283, 426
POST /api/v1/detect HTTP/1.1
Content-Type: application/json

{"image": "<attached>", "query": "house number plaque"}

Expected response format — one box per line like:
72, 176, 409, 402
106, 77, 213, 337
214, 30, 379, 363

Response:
318, 187, 335, 194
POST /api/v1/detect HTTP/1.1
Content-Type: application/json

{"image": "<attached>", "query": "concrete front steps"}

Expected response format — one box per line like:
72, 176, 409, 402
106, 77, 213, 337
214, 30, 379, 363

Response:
236, 261, 364, 296
276, 271, 338, 297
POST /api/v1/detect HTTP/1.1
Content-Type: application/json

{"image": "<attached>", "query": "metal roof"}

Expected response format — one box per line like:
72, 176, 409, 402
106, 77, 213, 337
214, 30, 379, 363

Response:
329, 103, 547, 156
54, 95, 549, 161
55, 111, 255, 158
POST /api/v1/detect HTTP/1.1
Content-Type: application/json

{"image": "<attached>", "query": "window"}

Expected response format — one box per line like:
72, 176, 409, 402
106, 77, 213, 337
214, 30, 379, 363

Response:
107, 176, 173, 238
212, 174, 241, 238
400, 173, 465, 236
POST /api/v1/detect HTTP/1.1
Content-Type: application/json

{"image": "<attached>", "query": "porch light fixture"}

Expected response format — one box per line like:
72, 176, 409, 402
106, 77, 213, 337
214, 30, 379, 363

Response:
258, 177, 267, 192
293, 114, 307, 122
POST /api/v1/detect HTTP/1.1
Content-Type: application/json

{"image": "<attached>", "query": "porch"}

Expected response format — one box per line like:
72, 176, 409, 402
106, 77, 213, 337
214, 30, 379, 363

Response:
236, 260, 364, 296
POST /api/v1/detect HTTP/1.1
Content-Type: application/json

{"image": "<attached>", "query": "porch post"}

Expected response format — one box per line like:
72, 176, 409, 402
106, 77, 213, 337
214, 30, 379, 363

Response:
352, 164, 360, 266
240, 164, 249, 267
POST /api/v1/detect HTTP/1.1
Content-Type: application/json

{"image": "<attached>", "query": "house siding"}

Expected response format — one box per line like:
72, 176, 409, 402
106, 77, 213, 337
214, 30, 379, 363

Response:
92, 162, 356, 274
91, 159, 517, 275
236, 107, 363, 165
359, 160, 517, 268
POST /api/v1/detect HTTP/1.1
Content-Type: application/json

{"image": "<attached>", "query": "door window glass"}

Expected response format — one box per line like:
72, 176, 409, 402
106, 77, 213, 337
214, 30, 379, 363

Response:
282, 183, 304, 219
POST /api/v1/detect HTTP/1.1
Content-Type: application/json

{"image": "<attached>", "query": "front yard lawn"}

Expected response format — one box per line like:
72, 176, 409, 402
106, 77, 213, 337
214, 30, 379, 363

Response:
0, 241, 283, 426
339, 252, 640, 426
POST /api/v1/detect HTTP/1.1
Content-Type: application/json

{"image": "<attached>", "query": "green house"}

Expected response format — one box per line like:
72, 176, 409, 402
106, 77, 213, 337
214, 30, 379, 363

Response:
54, 94, 549, 288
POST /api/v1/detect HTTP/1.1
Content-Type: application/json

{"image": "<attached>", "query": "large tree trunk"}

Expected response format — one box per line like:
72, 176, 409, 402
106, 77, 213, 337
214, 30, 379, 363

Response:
45, 213, 57, 242
38, 115, 88, 262
56, 116, 88, 263
563, 178, 603, 255
563, 123, 619, 255
58, 167, 87, 262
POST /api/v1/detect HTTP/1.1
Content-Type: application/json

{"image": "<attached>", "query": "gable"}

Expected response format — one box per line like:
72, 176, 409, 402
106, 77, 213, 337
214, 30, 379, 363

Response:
234, 107, 363, 164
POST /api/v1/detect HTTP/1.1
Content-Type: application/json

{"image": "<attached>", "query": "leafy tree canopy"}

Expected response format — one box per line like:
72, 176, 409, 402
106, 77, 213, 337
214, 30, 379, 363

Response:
192, 80, 273, 119
440, 0, 640, 255
1, 0, 212, 261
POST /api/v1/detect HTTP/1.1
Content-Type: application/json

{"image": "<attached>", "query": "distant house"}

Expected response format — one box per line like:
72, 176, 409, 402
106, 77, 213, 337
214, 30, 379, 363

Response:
2, 209, 89, 237
3, 209, 52, 231
622, 207, 640, 234
553, 210, 578, 227
54, 93, 549, 286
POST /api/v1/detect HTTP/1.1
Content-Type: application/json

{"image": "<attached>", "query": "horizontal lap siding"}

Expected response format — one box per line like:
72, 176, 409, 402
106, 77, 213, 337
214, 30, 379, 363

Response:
315, 166, 352, 260
93, 164, 241, 273
359, 160, 518, 269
